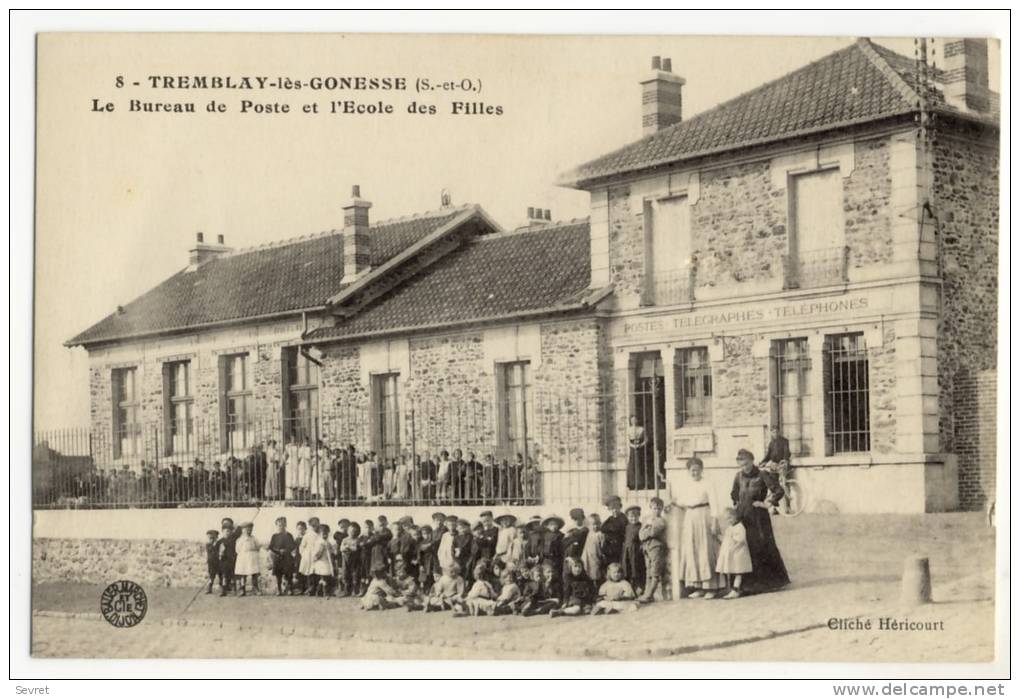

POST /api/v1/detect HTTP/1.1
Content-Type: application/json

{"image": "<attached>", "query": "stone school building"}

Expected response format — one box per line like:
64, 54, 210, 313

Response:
65, 38, 998, 513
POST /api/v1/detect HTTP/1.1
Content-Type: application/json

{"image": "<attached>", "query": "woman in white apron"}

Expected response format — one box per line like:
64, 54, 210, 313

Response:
284, 437, 300, 501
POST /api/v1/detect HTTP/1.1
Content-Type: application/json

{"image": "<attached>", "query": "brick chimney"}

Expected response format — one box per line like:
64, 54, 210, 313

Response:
941, 38, 990, 112
188, 231, 232, 270
640, 55, 685, 136
343, 185, 373, 279
526, 207, 552, 227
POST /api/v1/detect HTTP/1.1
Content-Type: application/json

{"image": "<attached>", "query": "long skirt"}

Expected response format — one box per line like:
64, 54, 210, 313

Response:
741, 508, 790, 593
264, 461, 280, 500
678, 505, 726, 589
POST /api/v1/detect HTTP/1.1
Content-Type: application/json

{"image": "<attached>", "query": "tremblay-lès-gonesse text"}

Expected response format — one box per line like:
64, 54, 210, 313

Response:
91, 74, 503, 116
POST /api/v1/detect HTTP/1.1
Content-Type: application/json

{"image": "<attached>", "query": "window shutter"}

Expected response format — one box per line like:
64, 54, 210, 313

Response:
218, 355, 229, 453
162, 363, 173, 457
495, 364, 508, 458
280, 349, 291, 441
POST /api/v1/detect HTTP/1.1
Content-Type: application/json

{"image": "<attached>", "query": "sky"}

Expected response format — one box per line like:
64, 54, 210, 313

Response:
33, 32, 1001, 431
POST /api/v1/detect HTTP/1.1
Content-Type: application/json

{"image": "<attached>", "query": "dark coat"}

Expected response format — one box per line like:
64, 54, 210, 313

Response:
732, 467, 790, 592
761, 437, 792, 465
600, 511, 627, 563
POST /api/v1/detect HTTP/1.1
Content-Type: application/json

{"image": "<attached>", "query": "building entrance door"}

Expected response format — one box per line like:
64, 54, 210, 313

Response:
630, 353, 667, 491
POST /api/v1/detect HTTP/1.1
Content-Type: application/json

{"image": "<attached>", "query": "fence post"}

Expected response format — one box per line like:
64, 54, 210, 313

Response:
668, 503, 684, 602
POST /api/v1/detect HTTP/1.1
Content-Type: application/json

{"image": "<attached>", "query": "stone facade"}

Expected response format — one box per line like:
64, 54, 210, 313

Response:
34, 537, 210, 588
930, 129, 1000, 455
953, 369, 997, 509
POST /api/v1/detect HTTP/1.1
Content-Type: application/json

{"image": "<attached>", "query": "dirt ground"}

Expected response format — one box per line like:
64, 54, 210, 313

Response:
31, 513, 998, 663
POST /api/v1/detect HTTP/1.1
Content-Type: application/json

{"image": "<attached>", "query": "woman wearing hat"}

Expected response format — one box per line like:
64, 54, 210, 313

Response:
730, 448, 790, 593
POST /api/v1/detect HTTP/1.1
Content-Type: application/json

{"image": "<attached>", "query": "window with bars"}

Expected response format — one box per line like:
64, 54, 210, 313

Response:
371, 373, 400, 459
823, 333, 870, 454
221, 353, 252, 452
283, 347, 319, 442
675, 347, 712, 427
163, 361, 194, 456
111, 367, 139, 459
770, 338, 812, 456
497, 361, 531, 459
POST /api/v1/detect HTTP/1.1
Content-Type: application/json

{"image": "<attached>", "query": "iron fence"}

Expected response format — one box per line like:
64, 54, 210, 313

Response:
33, 390, 660, 509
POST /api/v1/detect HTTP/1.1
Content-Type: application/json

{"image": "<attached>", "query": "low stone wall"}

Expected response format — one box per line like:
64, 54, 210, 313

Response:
34, 537, 210, 588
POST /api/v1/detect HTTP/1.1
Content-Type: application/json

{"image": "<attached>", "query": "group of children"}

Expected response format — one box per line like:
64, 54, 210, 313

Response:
204, 493, 753, 616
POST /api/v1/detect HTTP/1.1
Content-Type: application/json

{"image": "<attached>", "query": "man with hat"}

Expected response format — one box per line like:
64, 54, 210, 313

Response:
601, 495, 627, 566
475, 510, 499, 563
494, 512, 517, 562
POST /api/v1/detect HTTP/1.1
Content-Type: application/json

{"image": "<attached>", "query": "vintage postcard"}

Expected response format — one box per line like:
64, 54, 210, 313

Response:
27, 27, 1003, 672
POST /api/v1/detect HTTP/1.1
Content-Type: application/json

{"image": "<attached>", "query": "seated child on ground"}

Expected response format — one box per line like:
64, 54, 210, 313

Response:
392, 561, 422, 610
460, 561, 498, 617
593, 562, 639, 614
361, 566, 403, 611
551, 556, 596, 617
493, 565, 523, 615
522, 561, 561, 616
424, 563, 466, 612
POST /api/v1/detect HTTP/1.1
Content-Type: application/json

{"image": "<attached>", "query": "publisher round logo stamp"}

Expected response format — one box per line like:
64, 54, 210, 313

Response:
100, 580, 147, 628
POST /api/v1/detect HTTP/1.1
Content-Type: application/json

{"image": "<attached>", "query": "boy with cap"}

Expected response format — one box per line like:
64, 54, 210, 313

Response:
418, 524, 437, 593
338, 521, 361, 597
268, 516, 296, 596
541, 514, 565, 574
475, 510, 499, 563
561, 508, 589, 591
621, 505, 645, 595
601, 496, 627, 566
216, 517, 241, 596
639, 497, 668, 602
453, 519, 475, 584
204, 529, 220, 594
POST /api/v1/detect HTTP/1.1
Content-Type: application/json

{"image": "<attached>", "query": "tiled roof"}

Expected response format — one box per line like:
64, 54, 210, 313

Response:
564, 38, 995, 186
67, 207, 478, 346
306, 220, 594, 341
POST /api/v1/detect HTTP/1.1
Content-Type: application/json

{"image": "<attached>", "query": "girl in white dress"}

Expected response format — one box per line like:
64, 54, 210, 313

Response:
436, 450, 451, 502
308, 524, 334, 597
234, 522, 262, 596
716, 507, 753, 599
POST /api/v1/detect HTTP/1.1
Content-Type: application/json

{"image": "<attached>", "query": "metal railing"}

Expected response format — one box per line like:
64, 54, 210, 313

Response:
783, 245, 850, 290
33, 390, 649, 510
642, 262, 696, 306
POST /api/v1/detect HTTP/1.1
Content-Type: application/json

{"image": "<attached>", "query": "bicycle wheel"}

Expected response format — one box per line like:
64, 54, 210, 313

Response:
781, 478, 806, 517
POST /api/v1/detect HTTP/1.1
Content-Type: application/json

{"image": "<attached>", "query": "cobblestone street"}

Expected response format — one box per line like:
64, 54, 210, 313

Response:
31, 513, 997, 662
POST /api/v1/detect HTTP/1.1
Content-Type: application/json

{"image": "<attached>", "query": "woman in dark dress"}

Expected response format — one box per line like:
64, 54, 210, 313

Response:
730, 448, 790, 593
626, 415, 648, 491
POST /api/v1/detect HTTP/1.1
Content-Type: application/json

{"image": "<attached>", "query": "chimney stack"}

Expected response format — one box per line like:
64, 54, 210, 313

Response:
941, 38, 991, 112
343, 184, 373, 279
527, 206, 551, 227
188, 231, 232, 269
640, 55, 685, 136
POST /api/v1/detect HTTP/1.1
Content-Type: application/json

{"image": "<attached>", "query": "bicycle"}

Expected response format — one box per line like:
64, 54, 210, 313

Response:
762, 460, 807, 517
